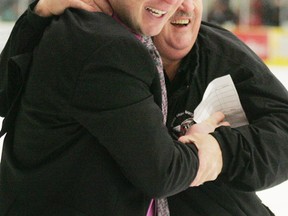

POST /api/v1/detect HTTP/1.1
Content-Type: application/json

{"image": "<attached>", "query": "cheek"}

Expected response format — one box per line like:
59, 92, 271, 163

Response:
192, 0, 203, 19
191, 17, 202, 34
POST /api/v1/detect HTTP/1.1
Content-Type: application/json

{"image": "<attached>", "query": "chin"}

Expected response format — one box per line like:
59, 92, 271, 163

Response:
142, 26, 164, 37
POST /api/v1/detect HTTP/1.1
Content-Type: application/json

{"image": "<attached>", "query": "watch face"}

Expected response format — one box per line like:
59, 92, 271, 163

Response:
170, 110, 195, 139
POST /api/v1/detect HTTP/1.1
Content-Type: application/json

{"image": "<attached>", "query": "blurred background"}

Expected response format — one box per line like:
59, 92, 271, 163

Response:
1, 0, 288, 215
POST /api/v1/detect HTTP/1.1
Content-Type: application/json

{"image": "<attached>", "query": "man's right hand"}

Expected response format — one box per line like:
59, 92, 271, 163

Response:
35, 0, 113, 17
178, 112, 230, 187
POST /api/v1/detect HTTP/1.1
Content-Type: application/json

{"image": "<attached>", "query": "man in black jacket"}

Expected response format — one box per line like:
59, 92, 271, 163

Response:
0, 0, 229, 215
153, 0, 288, 215
2, 0, 288, 216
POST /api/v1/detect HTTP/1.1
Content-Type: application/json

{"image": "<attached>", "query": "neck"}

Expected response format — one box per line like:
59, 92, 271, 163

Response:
155, 42, 191, 81
162, 58, 181, 81
112, 13, 142, 40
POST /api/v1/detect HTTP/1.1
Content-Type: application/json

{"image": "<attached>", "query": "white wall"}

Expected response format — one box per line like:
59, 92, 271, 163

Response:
0, 22, 13, 50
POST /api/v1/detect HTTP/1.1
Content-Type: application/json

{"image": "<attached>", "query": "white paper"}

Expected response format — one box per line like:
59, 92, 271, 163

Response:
193, 75, 248, 128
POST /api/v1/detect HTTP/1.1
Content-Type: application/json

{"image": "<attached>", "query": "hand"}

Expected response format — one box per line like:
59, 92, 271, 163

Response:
183, 111, 230, 135
180, 133, 223, 187
35, 0, 113, 17
178, 112, 230, 187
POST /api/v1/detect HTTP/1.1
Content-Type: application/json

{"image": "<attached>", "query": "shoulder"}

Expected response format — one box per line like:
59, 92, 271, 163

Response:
38, 9, 157, 81
44, 9, 134, 49
189, 22, 275, 87
198, 22, 263, 66
196, 21, 270, 77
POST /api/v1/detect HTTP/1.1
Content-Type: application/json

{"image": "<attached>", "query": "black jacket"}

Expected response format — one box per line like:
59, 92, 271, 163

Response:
2, 3, 288, 216
0, 8, 199, 216
167, 22, 288, 215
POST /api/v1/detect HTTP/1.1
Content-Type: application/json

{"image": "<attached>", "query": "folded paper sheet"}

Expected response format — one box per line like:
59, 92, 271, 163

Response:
194, 75, 249, 128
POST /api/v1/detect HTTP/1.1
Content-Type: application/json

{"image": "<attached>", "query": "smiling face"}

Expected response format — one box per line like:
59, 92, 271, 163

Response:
109, 0, 184, 36
153, 0, 203, 61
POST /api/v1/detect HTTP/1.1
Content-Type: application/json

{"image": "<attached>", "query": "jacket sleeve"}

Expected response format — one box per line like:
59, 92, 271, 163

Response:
71, 38, 199, 198
0, 1, 51, 117
0, 1, 51, 56
214, 63, 288, 191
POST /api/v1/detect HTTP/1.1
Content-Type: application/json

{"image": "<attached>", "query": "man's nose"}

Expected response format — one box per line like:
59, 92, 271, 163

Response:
178, 0, 195, 11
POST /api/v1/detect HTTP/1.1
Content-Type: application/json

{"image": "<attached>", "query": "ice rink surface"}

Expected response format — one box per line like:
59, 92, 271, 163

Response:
0, 23, 288, 215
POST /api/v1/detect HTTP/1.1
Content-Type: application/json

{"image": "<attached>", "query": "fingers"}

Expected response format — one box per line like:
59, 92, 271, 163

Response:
35, 0, 113, 17
91, 0, 113, 15
190, 151, 207, 186
205, 111, 225, 127
178, 135, 195, 144
178, 113, 227, 186
183, 134, 223, 187
218, 121, 230, 127
190, 152, 220, 186
211, 111, 225, 123
203, 111, 231, 130
70, 0, 99, 12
